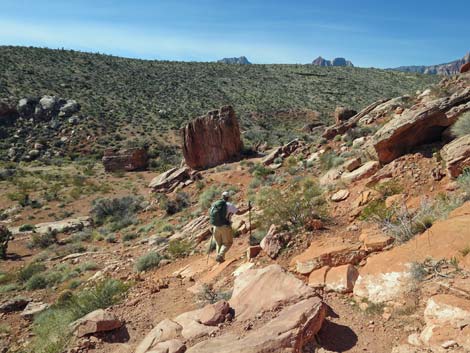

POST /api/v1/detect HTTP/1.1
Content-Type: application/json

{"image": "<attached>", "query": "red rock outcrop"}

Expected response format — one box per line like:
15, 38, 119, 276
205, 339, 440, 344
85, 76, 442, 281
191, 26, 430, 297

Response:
460, 62, 470, 74
373, 87, 470, 163
102, 148, 148, 172
441, 135, 470, 178
354, 202, 470, 303
182, 106, 243, 170
323, 98, 390, 139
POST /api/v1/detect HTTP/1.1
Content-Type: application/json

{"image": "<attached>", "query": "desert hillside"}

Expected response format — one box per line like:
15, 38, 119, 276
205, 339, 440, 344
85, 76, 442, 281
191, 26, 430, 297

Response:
1, 61, 470, 353
0, 46, 438, 164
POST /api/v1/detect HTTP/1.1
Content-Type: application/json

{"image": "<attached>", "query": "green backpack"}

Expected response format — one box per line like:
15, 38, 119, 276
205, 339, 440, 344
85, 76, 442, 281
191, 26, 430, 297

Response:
209, 199, 228, 226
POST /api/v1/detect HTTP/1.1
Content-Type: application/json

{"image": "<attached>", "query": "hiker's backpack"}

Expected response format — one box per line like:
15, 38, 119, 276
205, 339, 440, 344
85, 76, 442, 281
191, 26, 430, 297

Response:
209, 199, 228, 226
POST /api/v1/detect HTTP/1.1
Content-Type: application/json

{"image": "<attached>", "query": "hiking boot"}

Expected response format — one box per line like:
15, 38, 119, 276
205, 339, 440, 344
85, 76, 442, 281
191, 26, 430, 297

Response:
215, 255, 225, 263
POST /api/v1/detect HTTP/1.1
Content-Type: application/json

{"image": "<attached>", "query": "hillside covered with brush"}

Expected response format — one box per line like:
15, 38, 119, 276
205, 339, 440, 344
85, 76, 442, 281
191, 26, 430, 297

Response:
0, 46, 438, 162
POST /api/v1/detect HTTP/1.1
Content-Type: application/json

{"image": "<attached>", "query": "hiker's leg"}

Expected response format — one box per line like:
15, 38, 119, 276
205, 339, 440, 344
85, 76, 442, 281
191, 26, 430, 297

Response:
213, 227, 222, 255
219, 226, 234, 259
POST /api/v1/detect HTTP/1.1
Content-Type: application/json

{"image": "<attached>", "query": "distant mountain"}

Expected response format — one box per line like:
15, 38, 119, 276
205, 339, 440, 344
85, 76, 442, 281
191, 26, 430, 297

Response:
312, 56, 354, 67
390, 52, 470, 75
217, 56, 251, 64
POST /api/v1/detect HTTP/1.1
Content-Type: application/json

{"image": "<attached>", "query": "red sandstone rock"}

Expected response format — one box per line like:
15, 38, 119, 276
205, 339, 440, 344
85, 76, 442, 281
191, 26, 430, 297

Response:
72, 309, 122, 337
460, 62, 470, 74
199, 300, 231, 326
441, 135, 470, 178
260, 224, 284, 259
182, 106, 243, 170
373, 88, 470, 163
102, 148, 148, 172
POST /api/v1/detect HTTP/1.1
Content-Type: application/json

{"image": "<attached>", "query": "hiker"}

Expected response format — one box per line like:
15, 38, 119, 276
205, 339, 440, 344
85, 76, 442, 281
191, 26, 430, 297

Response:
209, 191, 239, 263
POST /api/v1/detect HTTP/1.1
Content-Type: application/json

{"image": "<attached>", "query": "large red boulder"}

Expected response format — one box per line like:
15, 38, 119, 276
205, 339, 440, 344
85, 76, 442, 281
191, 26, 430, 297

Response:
102, 148, 148, 172
182, 106, 243, 170
460, 62, 470, 74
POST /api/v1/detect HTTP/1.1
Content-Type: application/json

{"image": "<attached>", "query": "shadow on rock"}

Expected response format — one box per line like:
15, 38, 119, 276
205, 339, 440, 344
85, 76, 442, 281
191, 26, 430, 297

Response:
99, 326, 130, 343
317, 320, 358, 352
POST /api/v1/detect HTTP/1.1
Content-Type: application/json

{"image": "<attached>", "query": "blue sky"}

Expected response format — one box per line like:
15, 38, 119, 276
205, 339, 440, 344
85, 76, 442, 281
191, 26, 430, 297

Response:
0, 0, 468, 67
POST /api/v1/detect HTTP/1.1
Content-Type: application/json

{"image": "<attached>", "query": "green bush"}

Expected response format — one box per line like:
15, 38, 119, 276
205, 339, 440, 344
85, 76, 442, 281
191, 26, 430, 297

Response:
26, 273, 48, 290
256, 177, 326, 230
0, 226, 12, 259
451, 112, 470, 138
18, 263, 46, 282
134, 252, 162, 272
30, 229, 58, 249
159, 192, 191, 215
319, 150, 344, 171
90, 195, 143, 230
19, 224, 35, 232
199, 186, 221, 209
168, 239, 192, 258
457, 168, 470, 199
374, 180, 404, 198
31, 279, 128, 353
249, 163, 273, 178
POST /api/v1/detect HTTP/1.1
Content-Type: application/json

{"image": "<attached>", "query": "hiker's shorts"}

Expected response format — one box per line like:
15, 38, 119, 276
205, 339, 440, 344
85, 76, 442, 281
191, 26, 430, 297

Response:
213, 225, 233, 259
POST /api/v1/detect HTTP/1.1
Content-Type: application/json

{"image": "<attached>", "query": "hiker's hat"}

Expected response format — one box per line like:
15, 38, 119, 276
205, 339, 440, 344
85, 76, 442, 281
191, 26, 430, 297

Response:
222, 191, 230, 198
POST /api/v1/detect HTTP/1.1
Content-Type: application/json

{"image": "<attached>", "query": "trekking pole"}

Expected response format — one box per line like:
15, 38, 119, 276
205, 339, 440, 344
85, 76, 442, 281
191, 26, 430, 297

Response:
206, 232, 213, 265
248, 201, 252, 239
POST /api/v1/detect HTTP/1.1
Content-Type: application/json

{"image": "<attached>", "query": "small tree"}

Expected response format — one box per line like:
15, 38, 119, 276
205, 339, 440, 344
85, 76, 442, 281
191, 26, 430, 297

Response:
0, 225, 12, 259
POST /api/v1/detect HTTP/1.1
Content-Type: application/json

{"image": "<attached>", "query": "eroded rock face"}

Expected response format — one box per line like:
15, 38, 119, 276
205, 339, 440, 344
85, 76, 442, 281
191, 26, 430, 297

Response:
373, 88, 470, 163
354, 202, 470, 303
102, 148, 148, 172
441, 135, 470, 178
182, 106, 243, 170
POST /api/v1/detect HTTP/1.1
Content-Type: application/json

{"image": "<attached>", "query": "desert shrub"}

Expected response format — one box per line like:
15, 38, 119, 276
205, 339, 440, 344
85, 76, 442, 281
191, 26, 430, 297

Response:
18, 262, 46, 282
168, 239, 192, 258
19, 224, 35, 232
159, 192, 191, 215
79, 262, 99, 272
197, 284, 232, 305
374, 180, 404, 198
0, 283, 19, 293
134, 252, 162, 272
451, 111, 470, 138
319, 150, 344, 171
0, 226, 12, 259
410, 262, 427, 283
90, 195, 143, 230
199, 186, 221, 209
122, 233, 138, 242
379, 195, 465, 243
457, 168, 470, 199
29, 229, 58, 249
249, 163, 273, 178
31, 279, 128, 353
26, 273, 48, 290
359, 199, 394, 222
256, 177, 326, 230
